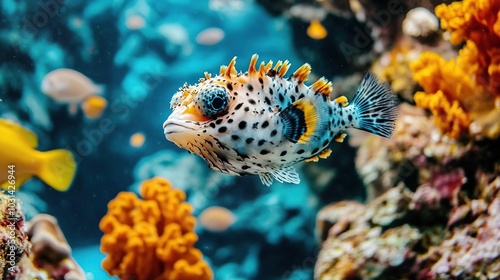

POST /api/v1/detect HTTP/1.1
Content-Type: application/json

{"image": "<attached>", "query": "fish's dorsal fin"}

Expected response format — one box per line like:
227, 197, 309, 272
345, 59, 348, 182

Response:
248, 54, 259, 75
278, 60, 290, 77
280, 98, 320, 144
312, 77, 332, 97
0, 118, 38, 148
292, 63, 311, 83
258, 60, 273, 77
224, 56, 237, 77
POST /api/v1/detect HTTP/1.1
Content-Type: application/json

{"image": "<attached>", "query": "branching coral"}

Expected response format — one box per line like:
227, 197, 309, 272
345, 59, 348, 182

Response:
99, 177, 213, 280
410, 0, 500, 139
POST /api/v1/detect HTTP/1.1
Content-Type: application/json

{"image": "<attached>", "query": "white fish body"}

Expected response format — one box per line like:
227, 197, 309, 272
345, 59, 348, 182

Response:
41, 68, 102, 103
164, 55, 399, 186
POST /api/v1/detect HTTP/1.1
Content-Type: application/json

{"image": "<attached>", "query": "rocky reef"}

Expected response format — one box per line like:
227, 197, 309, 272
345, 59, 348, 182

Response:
314, 1, 500, 279
0, 191, 30, 280
0, 191, 84, 280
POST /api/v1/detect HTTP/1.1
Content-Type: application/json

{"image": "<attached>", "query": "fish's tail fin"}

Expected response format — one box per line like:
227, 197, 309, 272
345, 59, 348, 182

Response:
37, 149, 77, 191
350, 72, 399, 138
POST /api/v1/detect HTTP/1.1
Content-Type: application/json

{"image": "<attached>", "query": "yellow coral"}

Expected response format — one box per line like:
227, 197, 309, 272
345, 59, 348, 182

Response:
414, 90, 471, 139
410, 0, 500, 139
99, 177, 212, 280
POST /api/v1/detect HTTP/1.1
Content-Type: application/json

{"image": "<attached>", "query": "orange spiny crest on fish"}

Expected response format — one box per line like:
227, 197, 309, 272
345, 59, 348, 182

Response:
164, 54, 399, 186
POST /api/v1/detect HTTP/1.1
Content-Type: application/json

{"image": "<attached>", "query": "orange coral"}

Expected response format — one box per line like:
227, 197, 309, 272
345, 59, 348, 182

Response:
99, 177, 212, 280
410, 0, 500, 139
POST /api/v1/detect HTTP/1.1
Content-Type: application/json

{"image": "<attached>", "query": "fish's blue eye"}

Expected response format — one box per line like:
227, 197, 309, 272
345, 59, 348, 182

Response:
196, 85, 230, 118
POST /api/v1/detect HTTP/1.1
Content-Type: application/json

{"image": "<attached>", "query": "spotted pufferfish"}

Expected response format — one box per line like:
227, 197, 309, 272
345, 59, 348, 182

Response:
163, 54, 399, 186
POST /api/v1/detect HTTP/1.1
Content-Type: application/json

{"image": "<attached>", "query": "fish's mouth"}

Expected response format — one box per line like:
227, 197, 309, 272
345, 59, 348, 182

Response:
163, 120, 194, 136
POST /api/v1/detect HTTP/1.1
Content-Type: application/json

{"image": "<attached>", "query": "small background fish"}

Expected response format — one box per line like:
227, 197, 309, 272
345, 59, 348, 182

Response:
164, 54, 399, 185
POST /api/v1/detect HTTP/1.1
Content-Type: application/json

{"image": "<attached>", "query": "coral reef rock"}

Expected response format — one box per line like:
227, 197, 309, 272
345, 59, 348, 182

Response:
0, 191, 30, 280
26, 214, 86, 280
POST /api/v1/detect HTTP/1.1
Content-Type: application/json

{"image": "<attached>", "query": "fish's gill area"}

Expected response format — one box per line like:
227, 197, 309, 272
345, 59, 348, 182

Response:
1, 0, 499, 279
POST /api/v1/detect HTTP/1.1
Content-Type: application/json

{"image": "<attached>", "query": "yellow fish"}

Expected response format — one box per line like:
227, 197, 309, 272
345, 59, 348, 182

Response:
0, 119, 76, 191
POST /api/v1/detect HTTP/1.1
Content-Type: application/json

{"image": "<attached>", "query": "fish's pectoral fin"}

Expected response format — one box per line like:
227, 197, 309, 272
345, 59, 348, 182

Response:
1, 174, 33, 191
334, 96, 349, 107
280, 98, 319, 144
270, 166, 300, 185
334, 131, 347, 142
259, 172, 273, 187
305, 156, 319, 162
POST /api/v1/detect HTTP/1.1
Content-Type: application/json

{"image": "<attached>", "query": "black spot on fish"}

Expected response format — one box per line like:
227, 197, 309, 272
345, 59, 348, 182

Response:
242, 165, 251, 170
280, 151, 287, 156
244, 107, 250, 112
246, 138, 254, 144
258, 139, 266, 146
297, 149, 305, 154
312, 148, 319, 154
279, 94, 284, 103
231, 135, 239, 140
295, 85, 299, 93
210, 123, 216, 128
262, 121, 269, 128
227, 82, 233, 91
323, 139, 329, 147
270, 129, 277, 137
269, 88, 274, 95
290, 95, 296, 102
348, 114, 353, 121
268, 69, 277, 77
260, 150, 269, 155
249, 99, 256, 105
216, 119, 223, 124
239, 121, 247, 129
247, 84, 253, 91
264, 96, 271, 104
252, 122, 259, 129
218, 126, 227, 133
258, 77, 263, 84
234, 103, 243, 110
298, 93, 305, 99
228, 119, 234, 123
